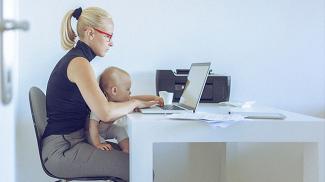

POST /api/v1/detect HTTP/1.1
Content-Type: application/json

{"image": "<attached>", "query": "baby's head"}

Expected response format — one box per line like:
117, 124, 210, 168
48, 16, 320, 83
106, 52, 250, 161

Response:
99, 66, 131, 102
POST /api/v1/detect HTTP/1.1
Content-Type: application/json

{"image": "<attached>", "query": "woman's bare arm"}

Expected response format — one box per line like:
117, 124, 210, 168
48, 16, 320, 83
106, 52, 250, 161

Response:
130, 95, 157, 101
67, 57, 155, 122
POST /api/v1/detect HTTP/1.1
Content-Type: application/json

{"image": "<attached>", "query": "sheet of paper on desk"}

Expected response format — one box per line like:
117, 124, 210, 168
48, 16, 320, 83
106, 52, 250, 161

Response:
208, 120, 238, 128
166, 112, 244, 128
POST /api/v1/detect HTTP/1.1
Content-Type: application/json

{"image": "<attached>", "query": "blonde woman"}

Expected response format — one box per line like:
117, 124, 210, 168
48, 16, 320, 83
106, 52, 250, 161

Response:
42, 7, 157, 181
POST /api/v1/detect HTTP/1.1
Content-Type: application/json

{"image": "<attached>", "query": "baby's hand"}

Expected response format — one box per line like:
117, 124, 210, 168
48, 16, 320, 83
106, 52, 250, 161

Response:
95, 143, 113, 151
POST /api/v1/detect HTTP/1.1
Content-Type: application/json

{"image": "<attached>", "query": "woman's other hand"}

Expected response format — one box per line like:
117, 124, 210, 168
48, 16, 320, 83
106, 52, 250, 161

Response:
135, 99, 158, 109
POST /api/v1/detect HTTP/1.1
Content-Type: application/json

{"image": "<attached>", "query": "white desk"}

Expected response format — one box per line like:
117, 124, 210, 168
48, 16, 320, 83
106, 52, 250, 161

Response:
127, 104, 325, 182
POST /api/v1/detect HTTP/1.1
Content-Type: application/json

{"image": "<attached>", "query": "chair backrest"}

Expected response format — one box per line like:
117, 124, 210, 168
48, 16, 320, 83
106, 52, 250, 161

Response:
29, 87, 47, 141
28, 87, 58, 178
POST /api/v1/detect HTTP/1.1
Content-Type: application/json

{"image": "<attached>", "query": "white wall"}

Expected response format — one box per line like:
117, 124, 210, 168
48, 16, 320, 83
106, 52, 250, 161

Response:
16, 0, 325, 181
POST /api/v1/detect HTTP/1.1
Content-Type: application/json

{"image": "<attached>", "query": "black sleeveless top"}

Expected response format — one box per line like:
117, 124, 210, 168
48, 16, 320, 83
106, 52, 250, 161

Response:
43, 41, 96, 138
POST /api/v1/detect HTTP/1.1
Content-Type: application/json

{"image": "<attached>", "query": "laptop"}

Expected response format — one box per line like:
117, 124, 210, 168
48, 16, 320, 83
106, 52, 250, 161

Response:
140, 62, 211, 114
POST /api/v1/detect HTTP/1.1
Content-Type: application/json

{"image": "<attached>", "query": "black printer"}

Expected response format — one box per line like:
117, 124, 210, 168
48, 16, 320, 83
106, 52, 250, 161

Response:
156, 69, 231, 103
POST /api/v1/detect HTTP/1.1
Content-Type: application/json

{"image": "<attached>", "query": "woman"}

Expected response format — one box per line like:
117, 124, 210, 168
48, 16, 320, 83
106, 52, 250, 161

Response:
42, 7, 157, 181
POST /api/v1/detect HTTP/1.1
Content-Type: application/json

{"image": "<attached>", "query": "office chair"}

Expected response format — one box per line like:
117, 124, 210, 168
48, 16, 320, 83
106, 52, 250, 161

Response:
29, 87, 126, 182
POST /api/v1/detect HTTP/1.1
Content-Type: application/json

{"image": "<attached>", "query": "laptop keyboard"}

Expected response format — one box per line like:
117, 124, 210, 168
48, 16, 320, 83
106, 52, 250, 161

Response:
160, 105, 185, 110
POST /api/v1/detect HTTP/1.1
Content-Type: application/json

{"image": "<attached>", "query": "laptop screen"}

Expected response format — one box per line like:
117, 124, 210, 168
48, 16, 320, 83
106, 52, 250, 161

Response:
179, 62, 211, 111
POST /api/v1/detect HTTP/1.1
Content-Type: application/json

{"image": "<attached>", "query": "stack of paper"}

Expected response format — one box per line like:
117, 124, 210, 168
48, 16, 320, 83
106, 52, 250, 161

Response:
166, 112, 244, 128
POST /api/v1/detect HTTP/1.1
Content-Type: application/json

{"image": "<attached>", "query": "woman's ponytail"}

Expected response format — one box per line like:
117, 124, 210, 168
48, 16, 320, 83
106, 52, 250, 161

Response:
60, 10, 76, 50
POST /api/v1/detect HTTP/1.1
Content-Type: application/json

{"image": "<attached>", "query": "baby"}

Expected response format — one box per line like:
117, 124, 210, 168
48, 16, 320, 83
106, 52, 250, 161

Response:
86, 66, 163, 153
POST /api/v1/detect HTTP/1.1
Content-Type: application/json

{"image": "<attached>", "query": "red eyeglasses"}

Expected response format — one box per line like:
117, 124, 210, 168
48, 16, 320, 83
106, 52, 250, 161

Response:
93, 27, 113, 42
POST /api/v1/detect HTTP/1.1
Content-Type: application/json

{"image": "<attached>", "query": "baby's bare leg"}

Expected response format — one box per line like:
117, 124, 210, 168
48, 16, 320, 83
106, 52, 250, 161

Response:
118, 138, 129, 153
